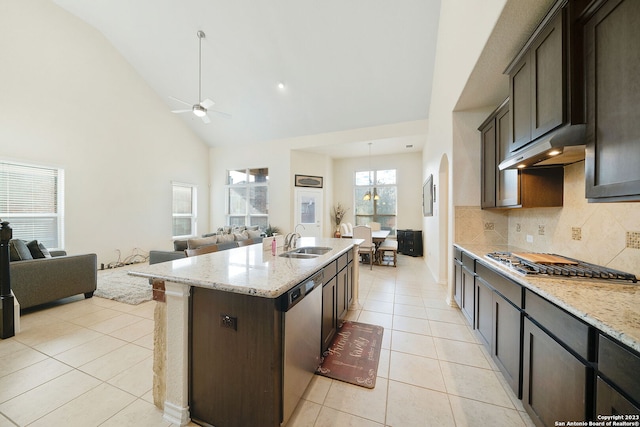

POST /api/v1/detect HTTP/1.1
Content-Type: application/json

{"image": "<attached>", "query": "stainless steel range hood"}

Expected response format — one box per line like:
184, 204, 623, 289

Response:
498, 124, 586, 170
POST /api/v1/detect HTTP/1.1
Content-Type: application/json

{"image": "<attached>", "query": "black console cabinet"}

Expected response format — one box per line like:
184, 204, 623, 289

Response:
397, 229, 422, 257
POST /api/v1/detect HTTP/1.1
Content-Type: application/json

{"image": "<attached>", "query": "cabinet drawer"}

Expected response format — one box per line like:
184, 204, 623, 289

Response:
325, 259, 338, 278
476, 261, 523, 308
337, 252, 348, 272
525, 290, 591, 360
598, 335, 640, 405
461, 252, 475, 270
454, 247, 462, 261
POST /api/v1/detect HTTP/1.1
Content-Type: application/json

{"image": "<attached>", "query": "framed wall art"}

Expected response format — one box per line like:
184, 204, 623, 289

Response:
295, 174, 323, 188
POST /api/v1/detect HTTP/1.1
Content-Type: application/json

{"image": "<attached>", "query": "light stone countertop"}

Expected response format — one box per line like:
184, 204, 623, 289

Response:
129, 237, 358, 299
454, 243, 640, 353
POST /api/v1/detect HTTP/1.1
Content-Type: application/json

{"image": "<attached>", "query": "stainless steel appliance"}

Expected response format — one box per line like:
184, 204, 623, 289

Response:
280, 270, 323, 425
486, 252, 637, 283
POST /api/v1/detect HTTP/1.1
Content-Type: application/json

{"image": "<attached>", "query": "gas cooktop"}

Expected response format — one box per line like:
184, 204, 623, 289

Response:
485, 252, 638, 283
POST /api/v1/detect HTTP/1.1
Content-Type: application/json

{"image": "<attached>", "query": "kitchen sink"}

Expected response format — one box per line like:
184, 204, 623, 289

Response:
279, 246, 332, 259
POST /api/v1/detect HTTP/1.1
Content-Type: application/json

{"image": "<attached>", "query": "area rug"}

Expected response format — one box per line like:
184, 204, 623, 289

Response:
316, 320, 384, 388
95, 266, 152, 305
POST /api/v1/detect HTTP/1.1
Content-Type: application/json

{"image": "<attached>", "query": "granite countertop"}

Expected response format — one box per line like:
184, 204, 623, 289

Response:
129, 237, 357, 299
454, 243, 640, 353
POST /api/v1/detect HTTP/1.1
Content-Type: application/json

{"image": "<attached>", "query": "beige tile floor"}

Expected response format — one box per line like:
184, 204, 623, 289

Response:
0, 255, 534, 426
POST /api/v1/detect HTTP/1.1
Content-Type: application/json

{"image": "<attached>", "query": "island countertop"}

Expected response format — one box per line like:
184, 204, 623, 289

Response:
129, 237, 358, 299
454, 243, 640, 353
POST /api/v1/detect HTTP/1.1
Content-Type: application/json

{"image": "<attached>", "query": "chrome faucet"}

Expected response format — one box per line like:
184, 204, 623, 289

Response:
284, 224, 305, 250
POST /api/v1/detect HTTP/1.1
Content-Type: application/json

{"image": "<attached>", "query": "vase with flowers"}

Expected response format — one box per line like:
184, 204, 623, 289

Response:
331, 203, 348, 237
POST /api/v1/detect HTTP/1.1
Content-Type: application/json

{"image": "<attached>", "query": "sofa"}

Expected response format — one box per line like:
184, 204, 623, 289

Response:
149, 226, 264, 265
9, 239, 97, 310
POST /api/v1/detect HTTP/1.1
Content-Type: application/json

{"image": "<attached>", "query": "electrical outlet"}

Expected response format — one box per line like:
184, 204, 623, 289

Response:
516, 223, 521, 232
526, 234, 534, 243
484, 222, 495, 231
538, 225, 545, 235
220, 314, 237, 330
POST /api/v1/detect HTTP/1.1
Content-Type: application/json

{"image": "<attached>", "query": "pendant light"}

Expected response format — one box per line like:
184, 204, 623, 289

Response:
363, 143, 380, 201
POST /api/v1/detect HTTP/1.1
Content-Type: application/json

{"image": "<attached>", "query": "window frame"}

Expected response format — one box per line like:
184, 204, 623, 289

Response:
0, 160, 65, 249
354, 169, 397, 235
172, 182, 197, 239
225, 168, 269, 228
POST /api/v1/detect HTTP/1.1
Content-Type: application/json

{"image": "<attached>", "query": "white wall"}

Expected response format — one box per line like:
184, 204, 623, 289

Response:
333, 152, 424, 232
423, 0, 508, 288
0, 0, 210, 265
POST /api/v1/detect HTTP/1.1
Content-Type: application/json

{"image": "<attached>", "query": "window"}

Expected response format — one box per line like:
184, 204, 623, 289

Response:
354, 169, 397, 234
172, 183, 197, 238
226, 168, 269, 229
0, 161, 65, 249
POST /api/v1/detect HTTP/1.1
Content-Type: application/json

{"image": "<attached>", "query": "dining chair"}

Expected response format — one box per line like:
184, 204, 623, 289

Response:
340, 223, 349, 236
346, 222, 353, 234
377, 239, 398, 267
185, 244, 220, 257
353, 225, 375, 270
236, 239, 254, 247
368, 221, 381, 231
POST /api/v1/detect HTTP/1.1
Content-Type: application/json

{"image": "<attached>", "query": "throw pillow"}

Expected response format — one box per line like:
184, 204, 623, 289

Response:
246, 225, 260, 231
218, 233, 235, 243
9, 239, 33, 261
233, 231, 249, 241
173, 239, 188, 251
187, 235, 218, 249
247, 229, 262, 239
27, 240, 52, 259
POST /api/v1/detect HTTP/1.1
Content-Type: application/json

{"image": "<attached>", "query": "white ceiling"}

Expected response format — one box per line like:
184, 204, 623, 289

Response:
52, 0, 441, 157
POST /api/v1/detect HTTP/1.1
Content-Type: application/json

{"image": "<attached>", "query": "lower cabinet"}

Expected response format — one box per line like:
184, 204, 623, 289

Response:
321, 252, 353, 353
453, 249, 463, 308
597, 378, 640, 416
597, 334, 640, 415
492, 292, 522, 397
460, 260, 475, 327
474, 277, 493, 348
522, 317, 589, 426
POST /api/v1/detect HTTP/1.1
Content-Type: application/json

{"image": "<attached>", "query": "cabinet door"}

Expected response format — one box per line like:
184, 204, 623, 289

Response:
453, 259, 463, 308
496, 104, 520, 207
493, 293, 522, 397
461, 266, 475, 327
337, 267, 348, 321
346, 262, 354, 307
596, 377, 640, 416
322, 277, 337, 352
530, 11, 564, 140
475, 278, 493, 348
510, 56, 532, 152
481, 118, 497, 208
523, 318, 588, 426
585, 0, 640, 201
397, 230, 406, 254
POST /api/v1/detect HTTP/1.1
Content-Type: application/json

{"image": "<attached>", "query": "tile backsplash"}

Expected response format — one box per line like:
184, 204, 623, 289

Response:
455, 161, 640, 277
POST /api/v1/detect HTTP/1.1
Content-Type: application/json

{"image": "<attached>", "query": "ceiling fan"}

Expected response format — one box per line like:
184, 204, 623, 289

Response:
170, 30, 231, 124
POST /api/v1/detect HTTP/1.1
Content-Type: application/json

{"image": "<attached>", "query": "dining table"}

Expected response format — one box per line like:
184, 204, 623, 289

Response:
341, 229, 391, 264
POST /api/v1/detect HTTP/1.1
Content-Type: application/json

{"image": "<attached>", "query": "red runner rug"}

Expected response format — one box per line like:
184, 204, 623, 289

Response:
316, 320, 384, 388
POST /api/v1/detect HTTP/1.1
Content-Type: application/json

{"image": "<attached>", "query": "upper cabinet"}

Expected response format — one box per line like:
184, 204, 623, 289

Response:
505, 0, 586, 154
584, 0, 640, 202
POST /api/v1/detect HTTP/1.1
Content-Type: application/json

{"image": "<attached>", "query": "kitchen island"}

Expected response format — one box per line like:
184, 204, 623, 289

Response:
129, 237, 360, 427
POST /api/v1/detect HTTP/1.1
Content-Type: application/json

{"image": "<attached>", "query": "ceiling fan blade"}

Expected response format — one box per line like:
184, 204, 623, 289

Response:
200, 98, 215, 109
169, 96, 192, 107
201, 115, 211, 124
171, 109, 191, 114
210, 110, 232, 119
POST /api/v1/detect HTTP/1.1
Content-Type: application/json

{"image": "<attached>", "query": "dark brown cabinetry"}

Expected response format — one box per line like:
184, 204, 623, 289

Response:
480, 100, 564, 209
453, 248, 463, 308
190, 287, 282, 427
596, 335, 640, 415
321, 252, 353, 353
475, 261, 524, 397
397, 229, 423, 257
523, 290, 593, 426
460, 253, 475, 326
480, 100, 519, 208
508, 7, 565, 152
584, 0, 640, 202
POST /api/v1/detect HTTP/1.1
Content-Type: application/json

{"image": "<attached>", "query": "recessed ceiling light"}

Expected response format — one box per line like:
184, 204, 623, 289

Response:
278, 82, 285, 90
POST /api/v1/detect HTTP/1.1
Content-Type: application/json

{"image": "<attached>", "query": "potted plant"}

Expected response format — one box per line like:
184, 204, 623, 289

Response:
331, 203, 348, 237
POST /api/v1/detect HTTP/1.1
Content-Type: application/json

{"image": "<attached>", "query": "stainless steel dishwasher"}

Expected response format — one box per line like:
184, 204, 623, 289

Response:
280, 269, 323, 425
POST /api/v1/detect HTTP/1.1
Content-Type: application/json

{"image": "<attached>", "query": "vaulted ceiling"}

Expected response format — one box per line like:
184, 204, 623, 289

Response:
52, 0, 441, 156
